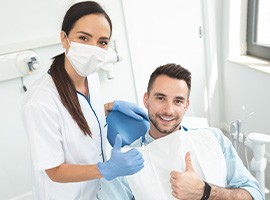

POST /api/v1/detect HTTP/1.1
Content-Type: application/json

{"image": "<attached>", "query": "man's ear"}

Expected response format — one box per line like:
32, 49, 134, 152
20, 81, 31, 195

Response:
143, 92, 149, 109
184, 99, 190, 110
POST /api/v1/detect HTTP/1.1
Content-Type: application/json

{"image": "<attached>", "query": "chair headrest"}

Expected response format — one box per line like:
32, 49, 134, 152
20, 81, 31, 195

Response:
106, 111, 149, 147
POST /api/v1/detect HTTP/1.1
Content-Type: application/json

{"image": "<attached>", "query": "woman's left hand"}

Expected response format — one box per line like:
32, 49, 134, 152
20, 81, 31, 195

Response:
112, 100, 148, 121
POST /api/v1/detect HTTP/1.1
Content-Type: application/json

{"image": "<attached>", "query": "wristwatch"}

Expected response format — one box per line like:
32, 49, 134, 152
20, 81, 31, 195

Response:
201, 181, 212, 200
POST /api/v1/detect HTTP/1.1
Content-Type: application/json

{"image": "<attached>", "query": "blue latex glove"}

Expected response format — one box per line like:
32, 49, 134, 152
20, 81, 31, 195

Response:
112, 100, 148, 121
97, 134, 144, 180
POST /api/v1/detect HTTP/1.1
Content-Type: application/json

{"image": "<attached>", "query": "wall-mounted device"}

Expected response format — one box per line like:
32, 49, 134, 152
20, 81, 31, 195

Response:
0, 50, 40, 82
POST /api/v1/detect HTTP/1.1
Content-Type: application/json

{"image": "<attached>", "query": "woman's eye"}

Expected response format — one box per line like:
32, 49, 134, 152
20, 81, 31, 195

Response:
79, 36, 88, 41
99, 41, 109, 47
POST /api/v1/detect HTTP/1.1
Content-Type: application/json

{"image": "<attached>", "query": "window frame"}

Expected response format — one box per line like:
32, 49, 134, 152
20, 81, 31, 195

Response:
247, 0, 270, 60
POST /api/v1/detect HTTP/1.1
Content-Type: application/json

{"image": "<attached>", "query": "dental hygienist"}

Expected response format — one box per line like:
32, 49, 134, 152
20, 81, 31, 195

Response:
21, 1, 145, 199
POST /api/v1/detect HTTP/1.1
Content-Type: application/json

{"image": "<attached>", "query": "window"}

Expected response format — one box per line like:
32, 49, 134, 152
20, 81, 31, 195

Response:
247, 0, 270, 60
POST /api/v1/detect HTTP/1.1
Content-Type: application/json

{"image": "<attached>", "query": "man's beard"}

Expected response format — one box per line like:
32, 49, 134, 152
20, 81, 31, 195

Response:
149, 113, 181, 135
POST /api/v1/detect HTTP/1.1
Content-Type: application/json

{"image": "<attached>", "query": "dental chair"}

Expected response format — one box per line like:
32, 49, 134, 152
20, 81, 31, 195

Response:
106, 110, 150, 147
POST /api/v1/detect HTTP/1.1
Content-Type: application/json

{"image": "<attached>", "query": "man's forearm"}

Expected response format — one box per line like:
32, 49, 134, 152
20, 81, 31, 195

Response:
210, 185, 252, 200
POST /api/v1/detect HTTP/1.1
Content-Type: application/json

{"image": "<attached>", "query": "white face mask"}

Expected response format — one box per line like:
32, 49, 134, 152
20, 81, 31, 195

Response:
65, 36, 108, 77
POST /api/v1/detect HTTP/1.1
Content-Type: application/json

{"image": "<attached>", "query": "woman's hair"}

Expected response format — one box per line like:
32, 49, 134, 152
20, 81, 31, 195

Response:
50, 1, 112, 136
147, 63, 192, 97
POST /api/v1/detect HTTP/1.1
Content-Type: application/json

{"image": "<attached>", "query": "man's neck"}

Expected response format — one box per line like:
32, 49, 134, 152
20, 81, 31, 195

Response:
148, 126, 182, 139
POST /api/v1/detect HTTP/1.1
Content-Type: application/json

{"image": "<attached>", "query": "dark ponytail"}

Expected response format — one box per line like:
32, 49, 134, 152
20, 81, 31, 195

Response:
50, 53, 92, 136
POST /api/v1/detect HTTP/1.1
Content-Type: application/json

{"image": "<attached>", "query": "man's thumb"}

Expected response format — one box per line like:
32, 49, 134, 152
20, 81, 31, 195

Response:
113, 134, 122, 150
185, 151, 194, 172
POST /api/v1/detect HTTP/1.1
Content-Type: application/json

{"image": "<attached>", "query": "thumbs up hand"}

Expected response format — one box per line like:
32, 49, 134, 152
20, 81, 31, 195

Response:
97, 135, 144, 180
170, 152, 205, 200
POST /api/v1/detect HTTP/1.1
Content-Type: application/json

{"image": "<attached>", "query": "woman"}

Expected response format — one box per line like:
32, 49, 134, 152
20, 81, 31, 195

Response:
21, 1, 145, 199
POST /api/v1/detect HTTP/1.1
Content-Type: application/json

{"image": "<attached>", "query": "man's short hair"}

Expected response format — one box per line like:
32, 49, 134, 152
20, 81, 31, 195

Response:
147, 63, 192, 96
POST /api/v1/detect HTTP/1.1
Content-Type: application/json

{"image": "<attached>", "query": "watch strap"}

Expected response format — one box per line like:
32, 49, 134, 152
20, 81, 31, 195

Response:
201, 181, 211, 200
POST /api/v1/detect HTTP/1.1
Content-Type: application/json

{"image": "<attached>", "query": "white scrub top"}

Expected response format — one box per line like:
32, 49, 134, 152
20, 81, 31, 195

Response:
21, 72, 107, 200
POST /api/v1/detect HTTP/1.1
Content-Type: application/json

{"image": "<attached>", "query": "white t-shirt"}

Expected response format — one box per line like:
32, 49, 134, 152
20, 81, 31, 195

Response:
21, 72, 107, 200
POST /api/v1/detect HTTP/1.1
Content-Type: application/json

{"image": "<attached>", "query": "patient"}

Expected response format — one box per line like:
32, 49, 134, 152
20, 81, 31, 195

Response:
98, 63, 263, 200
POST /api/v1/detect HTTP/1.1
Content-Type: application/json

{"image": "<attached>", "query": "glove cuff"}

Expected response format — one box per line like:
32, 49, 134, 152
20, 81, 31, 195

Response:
111, 100, 119, 111
97, 162, 113, 180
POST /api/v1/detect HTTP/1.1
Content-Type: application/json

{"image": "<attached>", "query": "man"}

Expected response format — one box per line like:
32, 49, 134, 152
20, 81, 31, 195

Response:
99, 63, 263, 200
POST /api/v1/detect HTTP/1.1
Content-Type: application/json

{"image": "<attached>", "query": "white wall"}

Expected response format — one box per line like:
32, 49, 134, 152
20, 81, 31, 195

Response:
220, 0, 270, 193
121, 0, 208, 121
220, 0, 270, 157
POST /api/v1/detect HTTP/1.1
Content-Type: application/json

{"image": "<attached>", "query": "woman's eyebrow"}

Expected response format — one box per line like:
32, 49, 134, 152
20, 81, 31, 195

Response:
76, 31, 92, 37
76, 31, 110, 40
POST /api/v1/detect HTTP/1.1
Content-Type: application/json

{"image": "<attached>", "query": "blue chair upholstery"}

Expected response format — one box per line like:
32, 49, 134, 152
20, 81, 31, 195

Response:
106, 110, 150, 147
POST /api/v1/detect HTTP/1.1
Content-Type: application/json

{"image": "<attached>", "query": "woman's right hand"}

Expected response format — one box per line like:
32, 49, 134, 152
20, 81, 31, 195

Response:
97, 134, 144, 180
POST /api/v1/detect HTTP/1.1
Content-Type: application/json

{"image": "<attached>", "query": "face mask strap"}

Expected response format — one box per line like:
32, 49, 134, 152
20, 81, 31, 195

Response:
64, 32, 71, 45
